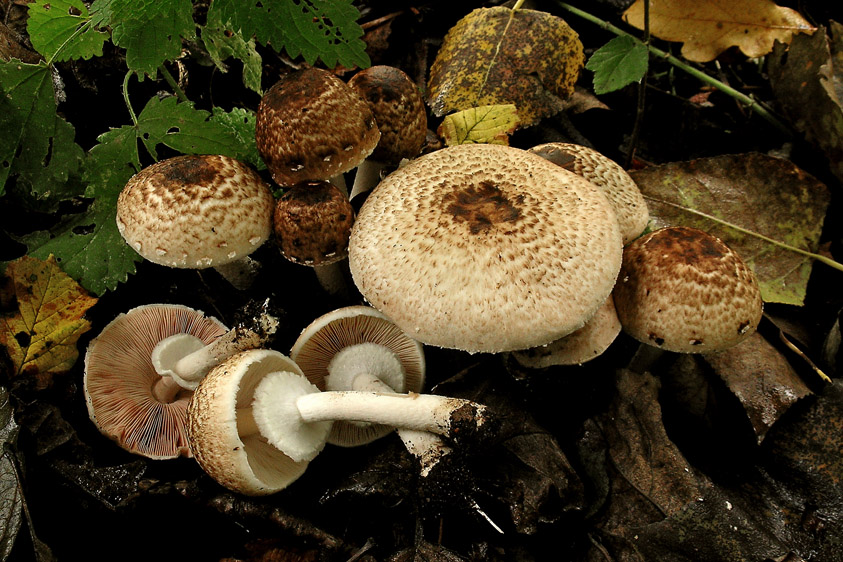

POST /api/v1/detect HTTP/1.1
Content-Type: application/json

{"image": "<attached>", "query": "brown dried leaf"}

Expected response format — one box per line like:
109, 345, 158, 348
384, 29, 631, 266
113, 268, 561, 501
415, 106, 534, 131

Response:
623, 0, 815, 62
426, 7, 583, 127
0, 255, 97, 386
630, 153, 831, 305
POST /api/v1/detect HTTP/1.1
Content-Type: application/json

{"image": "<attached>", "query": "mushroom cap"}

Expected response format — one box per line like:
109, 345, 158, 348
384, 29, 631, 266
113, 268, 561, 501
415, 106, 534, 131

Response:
274, 181, 355, 266
347, 65, 427, 164
511, 296, 622, 368
613, 226, 763, 353
187, 349, 313, 495
255, 67, 380, 186
348, 143, 624, 353
528, 143, 649, 245
116, 154, 274, 269
83, 304, 228, 459
290, 305, 426, 447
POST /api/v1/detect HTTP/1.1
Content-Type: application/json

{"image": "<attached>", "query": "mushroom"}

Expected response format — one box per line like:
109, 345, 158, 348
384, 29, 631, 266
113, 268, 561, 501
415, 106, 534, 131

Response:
188, 348, 491, 494
290, 306, 455, 474
612, 226, 763, 353
528, 142, 649, 245
510, 295, 622, 368
346, 65, 428, 200
187, 349, 313, 495
151, 299, 280, 390
255, 67, 380, 192
116, 154, 275, 289
84, 303, 229, 459
348, 143, 624, 353
272, 180, 355, 297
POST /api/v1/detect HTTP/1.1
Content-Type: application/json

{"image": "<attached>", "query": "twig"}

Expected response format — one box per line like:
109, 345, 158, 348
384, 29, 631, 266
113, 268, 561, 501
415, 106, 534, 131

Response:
625, 0, 649, 168
555, 2, 793, 136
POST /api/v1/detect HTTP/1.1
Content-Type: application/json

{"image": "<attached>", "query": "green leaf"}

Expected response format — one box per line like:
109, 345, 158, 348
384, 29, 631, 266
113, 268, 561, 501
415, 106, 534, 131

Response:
208, 0, 370, 69
23, 97, 261, 294
0, 388, 22, 561
90, 0, 195, 77
202, 10, 263, 94
0, 60, 85, 202
630, 153, 832, 305
438, 104, 520, 146
26, 0, 109, 61
586, 35, 649, 95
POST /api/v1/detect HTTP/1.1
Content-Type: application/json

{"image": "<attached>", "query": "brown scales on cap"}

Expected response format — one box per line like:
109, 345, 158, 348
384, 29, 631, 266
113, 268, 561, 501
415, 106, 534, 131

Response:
255, 67, 380, 186
613, 226, 763, 353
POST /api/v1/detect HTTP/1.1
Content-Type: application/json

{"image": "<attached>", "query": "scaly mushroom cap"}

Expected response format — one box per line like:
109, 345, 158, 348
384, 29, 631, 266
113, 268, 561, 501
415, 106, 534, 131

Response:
613, 226, 763, 353
116, 154, 274, 269
511, 296, 621, 368
274, 181, 355, 266
290, 306, 426, 446
349, 143, 624, 353
347, 65, 427, 164
187, 350, 313, 496
528, 143, 649, 245
84, 304, 228, 459
255, 67, 380, 186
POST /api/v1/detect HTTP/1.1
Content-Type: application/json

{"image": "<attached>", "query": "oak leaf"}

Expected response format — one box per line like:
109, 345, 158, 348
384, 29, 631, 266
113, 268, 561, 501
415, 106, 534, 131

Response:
0, 255, 97, 385
427, 7, 583, 127
437, 104, 519, 146
624, 0, 815, 62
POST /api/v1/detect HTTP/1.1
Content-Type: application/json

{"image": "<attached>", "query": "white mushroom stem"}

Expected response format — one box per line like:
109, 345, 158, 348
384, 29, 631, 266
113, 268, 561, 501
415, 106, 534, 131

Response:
152, 310, 280, 390
312, 261, 352, 300
251, 371, 488, 463
213, 256, 263, 291
349, 159, 387, 200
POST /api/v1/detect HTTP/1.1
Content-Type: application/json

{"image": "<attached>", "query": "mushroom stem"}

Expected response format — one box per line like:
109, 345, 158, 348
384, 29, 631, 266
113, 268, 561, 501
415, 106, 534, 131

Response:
152, 308, 280, 390
150, 374, 184, 404
213, 256, 263, 290
349, 159, 386, 200
313, 261, 353, 300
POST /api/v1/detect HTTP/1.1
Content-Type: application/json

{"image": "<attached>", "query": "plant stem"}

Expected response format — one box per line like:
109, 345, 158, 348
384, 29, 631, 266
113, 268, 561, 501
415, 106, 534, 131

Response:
644, 195, 843, 272
624, 0, 649, 168
122, 71, 138, 127
159, 65, 189, 103
555, 2, 793, 136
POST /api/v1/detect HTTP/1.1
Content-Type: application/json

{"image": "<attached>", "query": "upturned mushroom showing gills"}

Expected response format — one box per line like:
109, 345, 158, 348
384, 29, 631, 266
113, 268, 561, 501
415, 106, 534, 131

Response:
346, 65, 428, 200
348, 143, 624, 353
116, 154, 275, 289
613, 226, 763, 353
188, 349, 491, 495
84, 304, 228, 459
255, 67, 380, 190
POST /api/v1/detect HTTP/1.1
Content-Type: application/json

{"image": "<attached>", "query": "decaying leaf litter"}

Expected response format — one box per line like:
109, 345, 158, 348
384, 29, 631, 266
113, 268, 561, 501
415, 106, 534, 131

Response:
1, 0, 843, 560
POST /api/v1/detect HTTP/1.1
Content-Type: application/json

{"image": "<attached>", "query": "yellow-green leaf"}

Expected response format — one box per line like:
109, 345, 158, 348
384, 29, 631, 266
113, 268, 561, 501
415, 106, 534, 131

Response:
438, 104, 519, 147
623, 0, 815, 63
0, 255, 97, 381
427, 7, 583, 127
630, 153, 831, 305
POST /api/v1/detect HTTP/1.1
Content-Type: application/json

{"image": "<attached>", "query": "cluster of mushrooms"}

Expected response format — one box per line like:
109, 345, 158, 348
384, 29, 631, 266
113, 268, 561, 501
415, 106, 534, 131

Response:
83, 65, 764, 496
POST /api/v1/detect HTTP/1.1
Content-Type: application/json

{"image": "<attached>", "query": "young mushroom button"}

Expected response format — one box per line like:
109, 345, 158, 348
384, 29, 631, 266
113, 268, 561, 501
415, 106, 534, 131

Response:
255, 67, 380, 191
116, 154, 275, 289
84, 304, 228, 459
613, 226, 763, 353
348, 143, 624, 353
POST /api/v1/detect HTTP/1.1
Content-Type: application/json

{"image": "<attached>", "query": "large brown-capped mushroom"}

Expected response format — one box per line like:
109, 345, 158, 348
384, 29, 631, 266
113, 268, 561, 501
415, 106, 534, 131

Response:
613, 226, 763, 353
348, 143, 624, 353
255, 67, 380, 190
84, 304, 228, 459
347, 65, 428, 200
273, 180, 355, 296
528, 142, 649, 245
187, 349, 313, 495
116, 154, 275, 289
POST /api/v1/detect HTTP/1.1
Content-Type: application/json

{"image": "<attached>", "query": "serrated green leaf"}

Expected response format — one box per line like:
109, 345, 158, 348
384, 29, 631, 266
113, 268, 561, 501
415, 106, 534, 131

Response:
209, 107, 264, 170
202, 10, 263, 94
208, 0, 369, 69
586, 35, 649, 95
0, 60, 85, 202
27, 0, 109, 61
90, 0, 195, 77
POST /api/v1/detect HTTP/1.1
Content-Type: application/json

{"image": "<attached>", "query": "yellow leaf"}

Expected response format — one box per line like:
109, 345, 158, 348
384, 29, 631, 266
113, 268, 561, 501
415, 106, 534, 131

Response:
438, 104, 520, 146
0, 255, 97, 382
624, 0, 815, 62
427, 7, 584, 127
